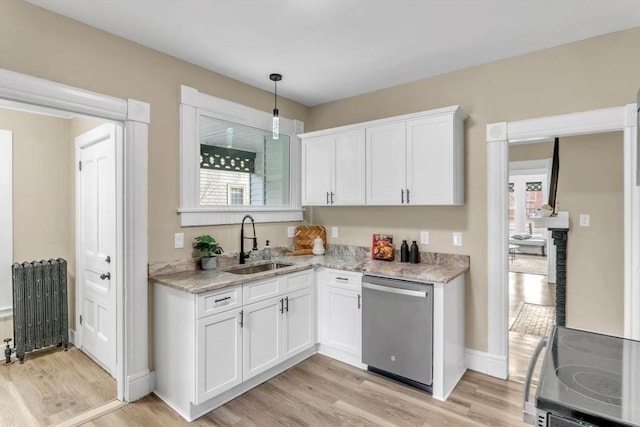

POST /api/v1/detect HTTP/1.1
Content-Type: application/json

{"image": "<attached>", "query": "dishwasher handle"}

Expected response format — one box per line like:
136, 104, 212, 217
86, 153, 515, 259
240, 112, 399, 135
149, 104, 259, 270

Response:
522, 336, 548, 425
362, 282, 427, 298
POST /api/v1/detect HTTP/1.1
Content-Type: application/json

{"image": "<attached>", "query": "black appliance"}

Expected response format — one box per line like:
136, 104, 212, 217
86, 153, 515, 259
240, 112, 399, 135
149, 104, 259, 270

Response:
524, 326, 640, 426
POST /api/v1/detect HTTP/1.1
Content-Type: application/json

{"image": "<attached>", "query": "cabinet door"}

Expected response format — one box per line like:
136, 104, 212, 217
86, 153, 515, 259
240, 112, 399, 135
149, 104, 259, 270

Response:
366, 122, 406, 205
301, 136, 333, 206
334, 130, 366, 205
282, 288, 314, 359
242, 297, 283, 380
195, 308, 242, 404
325, 284, 361, 356
406, 115, 461, 205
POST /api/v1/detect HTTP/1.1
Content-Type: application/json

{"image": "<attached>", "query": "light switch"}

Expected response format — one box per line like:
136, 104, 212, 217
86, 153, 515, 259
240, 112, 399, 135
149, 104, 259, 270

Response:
453, 232, 463, 246
420, 231, 430, 244
174, 232, 184, 249
579, 214, 590, 227
331, 227, 339, 238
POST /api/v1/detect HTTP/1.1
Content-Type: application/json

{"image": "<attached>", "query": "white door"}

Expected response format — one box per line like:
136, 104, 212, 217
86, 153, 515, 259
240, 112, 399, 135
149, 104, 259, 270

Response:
76, 123, 118, 376
366, 122, 406, 205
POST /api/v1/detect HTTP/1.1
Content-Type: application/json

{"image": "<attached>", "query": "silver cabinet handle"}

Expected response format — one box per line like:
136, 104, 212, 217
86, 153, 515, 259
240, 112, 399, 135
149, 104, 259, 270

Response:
214, 296, 231, 303
105, 255, 111, 264
357, 293, 361, 309
401, 189, 404, 204
326, 192, 330, 204
239, 310, 244, 328
330, 192, 335, 205
100, 272, 111, 280
362, 282, 426, 298
280, 298, 284, 313
336, 277, 349, 281
285, 296, 289, 312
406, 189, 410, 204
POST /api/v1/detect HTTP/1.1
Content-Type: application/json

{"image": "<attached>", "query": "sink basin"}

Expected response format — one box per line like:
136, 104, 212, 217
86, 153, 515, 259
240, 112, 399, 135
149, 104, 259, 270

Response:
226, 262, 294, 275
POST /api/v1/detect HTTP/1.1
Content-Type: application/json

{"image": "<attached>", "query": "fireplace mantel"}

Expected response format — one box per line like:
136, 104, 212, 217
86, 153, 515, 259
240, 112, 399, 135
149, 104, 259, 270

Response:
532, 211, 569, 230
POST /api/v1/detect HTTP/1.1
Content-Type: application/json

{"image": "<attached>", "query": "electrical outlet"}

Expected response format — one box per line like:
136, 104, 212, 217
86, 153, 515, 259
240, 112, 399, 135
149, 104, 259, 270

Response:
579, 214, 590, 227
452, 232, 463, 246
174, 232, 184, 249
331, 227, 339, 238
287, 226, 296, 238
420, 231, 430, 244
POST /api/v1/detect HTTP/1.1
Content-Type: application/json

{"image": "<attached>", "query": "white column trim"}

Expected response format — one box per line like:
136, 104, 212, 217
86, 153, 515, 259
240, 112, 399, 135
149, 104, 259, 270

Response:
486, 104, 640, 379
0, 130, 12, 317
0, 68, 151, 401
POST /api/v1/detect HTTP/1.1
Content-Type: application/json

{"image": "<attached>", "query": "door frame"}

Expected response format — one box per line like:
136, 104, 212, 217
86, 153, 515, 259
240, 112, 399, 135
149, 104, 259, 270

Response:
0, 129, 12, 318
485, 103, 639, 379
0, 68, 150, 401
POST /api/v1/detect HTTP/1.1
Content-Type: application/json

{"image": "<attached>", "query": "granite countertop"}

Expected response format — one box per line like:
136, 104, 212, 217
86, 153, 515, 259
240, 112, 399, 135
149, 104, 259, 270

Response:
150, 245, 469, 294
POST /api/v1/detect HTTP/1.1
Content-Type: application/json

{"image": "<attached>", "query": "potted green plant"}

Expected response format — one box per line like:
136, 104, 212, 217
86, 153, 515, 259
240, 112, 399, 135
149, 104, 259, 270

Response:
193, 235, 224, 270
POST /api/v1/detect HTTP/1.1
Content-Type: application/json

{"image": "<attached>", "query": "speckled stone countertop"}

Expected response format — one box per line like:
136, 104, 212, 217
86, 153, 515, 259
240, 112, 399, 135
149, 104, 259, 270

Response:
150, 245, 469, 294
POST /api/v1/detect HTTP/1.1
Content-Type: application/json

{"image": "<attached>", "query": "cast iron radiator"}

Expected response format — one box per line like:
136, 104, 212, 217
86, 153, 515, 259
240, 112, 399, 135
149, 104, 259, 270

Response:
11, 259, 69, 363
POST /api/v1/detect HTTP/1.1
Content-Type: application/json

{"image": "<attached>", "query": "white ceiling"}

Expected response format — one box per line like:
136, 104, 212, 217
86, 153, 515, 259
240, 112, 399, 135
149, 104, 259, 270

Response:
26, 0, 640, 107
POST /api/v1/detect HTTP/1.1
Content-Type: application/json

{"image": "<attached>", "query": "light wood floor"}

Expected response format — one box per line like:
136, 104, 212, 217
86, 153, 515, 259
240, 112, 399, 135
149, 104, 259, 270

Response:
85, 354, 529, 426
0, 344, 116, 426
3, 273, 553, 426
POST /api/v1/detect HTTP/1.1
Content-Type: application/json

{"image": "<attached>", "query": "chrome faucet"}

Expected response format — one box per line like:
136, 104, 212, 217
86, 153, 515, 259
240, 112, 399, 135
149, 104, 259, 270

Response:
239, 214, 258, 264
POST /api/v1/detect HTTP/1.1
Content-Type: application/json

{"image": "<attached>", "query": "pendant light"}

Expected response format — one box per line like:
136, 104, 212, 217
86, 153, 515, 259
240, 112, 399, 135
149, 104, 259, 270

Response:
270, 73, 282, 140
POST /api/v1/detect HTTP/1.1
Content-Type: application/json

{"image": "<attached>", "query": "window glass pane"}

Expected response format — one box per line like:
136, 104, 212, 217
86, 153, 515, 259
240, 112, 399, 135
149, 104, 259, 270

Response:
199, 115, 290, 206
525, 181, 543, 234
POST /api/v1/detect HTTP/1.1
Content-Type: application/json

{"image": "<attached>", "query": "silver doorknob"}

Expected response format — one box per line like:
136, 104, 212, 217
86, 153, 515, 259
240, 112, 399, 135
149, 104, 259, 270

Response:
100, 272, 111, 280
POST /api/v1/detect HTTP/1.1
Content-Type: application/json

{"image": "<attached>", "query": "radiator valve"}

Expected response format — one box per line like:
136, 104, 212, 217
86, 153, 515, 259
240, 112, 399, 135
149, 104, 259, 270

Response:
4, 338, 12, 364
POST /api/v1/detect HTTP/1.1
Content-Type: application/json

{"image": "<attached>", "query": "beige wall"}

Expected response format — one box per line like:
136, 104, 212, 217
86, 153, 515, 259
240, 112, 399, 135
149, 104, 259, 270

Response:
1, 0, 637, 353
509, 133, 624, 336
306, 28, 638, 350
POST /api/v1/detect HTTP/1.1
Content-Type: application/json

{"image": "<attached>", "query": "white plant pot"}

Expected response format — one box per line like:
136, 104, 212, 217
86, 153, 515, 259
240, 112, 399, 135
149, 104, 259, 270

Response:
201, 256, 217, 270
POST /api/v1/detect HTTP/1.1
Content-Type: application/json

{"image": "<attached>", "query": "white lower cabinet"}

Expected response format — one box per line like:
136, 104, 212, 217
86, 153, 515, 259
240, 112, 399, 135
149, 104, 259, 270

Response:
196, 308, 242, 404
316, 268, 363, 366
153, 268, 314, 422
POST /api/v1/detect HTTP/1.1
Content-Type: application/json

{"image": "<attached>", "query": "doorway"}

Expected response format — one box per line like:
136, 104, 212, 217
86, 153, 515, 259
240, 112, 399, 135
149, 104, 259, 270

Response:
485, 103, 639, 381
0, 68, 150, 403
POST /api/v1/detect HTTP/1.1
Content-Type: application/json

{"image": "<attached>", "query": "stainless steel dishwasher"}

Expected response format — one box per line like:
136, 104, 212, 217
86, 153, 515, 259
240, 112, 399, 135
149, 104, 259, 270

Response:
362, 274, 433, 391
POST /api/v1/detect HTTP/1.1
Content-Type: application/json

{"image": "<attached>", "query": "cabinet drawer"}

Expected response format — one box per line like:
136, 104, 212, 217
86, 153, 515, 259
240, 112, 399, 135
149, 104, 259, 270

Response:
243, 276, 282, 305
197, 286, 242, 319
327, 270, 362, 291
283, 269, 313, 292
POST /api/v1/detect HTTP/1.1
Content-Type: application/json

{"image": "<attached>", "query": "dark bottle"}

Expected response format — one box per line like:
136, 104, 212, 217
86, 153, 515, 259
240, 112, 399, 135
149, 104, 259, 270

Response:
409, 240, 420, 263
400, 240, 409, 262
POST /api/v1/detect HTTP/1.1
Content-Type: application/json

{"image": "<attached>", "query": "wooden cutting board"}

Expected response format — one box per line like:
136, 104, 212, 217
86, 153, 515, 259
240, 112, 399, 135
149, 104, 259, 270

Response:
290, 225, 326, 255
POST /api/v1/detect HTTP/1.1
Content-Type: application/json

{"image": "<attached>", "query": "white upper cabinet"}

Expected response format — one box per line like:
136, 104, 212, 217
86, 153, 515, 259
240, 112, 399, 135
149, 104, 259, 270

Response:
365, 122, 407, 205
300, 106, 467, 206
301, 130, 365, 206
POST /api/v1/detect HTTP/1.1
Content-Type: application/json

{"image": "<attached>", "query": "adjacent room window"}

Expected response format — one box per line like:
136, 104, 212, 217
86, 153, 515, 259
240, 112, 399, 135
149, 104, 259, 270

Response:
509, 174, 547, 235
227, 184, 246, 205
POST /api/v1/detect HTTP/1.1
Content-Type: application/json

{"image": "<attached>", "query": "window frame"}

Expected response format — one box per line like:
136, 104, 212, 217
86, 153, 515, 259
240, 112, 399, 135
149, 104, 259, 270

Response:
227, 183, 247, 206
179, 85, 303, 226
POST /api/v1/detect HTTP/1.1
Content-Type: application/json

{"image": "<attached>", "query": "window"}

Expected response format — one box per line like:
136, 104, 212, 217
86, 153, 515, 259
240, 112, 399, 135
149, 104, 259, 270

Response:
179, 85, 303, 226
509, 174, 547, 235
228, 184, 246, 205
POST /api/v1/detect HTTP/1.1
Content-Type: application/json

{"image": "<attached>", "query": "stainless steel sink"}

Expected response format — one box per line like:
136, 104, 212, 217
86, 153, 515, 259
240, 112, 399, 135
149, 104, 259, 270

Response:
226, 261, 294, 275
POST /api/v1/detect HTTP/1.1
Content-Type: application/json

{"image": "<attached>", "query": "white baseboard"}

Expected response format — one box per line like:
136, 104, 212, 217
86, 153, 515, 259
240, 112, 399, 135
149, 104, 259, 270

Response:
127, 369, 152, 402
68, 328, 76, 346
465, 348, 508, 379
